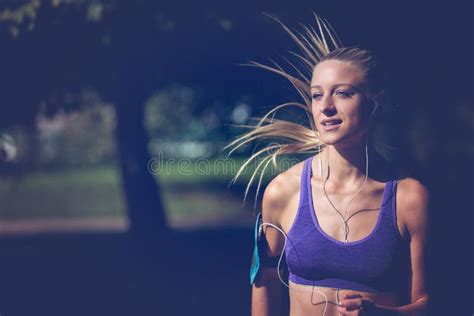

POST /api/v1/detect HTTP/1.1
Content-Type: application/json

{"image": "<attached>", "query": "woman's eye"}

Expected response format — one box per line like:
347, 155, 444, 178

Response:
312, 93, 322, 100
336, 90, 353, 98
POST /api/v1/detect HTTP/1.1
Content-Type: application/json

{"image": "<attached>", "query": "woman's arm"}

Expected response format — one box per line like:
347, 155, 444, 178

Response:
338, 178, 430, 315
252, 267, 283, 315
251, 174, 293, 316
338, 298, 428, 315
393, 178, 430, 314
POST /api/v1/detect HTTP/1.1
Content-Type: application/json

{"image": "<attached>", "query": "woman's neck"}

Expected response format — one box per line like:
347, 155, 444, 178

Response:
319, 144, 388, 186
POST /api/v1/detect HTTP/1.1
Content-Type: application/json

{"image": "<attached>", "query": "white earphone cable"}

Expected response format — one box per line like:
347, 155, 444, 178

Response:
317, 103, 378, 242
318, 138, 369, 243
258, 222, 336, 316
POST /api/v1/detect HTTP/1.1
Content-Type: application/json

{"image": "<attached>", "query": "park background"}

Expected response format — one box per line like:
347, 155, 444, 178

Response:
0, 0, 472, 315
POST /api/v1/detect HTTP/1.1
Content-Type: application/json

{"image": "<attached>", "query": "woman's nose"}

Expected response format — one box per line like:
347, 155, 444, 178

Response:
320, 97, 337, 115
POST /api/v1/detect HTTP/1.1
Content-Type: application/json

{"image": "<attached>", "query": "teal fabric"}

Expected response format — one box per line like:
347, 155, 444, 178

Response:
249, 212, 262, 284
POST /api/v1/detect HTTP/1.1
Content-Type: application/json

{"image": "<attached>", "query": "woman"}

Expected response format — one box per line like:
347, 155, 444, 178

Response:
225, 15, 429, 315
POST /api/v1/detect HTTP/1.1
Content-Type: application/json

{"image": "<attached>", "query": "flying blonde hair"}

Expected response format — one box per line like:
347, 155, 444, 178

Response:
224, 14, 392, 208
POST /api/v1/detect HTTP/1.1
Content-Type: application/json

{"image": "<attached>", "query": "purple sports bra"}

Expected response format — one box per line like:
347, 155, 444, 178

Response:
284, 156, 410, 294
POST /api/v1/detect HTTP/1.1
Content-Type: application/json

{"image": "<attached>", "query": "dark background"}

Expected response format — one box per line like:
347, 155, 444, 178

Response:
0, 0, 472, 315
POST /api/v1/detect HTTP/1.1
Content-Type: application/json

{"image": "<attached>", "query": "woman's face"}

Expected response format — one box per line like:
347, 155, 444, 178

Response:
311, 60, 370, 148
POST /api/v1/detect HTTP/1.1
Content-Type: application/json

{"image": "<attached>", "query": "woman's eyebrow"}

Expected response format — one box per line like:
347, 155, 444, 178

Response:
310, 83, 359, 90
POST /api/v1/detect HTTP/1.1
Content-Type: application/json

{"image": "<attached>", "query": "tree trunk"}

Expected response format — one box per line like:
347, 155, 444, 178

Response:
115, 93, 168, 236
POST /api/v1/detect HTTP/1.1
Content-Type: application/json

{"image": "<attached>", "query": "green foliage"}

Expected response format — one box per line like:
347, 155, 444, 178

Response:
144, 84, 197, 140
0, 163, 254, 224
144, 83, 242, 158
0, 0, 111, 37
0, 0, 40, 37
31, 89, 117, 165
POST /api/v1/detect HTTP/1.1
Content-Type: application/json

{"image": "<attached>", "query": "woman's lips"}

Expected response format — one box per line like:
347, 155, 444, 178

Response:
321, 119, 342, 131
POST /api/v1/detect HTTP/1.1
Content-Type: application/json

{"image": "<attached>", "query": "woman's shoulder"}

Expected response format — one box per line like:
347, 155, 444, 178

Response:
396, 176, 430, 238
396, 177, 429, 206
261, 159, 306, 224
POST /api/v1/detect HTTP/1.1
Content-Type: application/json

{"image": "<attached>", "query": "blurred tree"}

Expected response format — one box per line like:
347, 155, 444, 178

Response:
0, 0, 283, 235
0, 0, 173, 234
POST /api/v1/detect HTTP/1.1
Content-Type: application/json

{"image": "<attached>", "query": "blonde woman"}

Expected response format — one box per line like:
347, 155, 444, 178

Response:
226, 15, 429, 315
